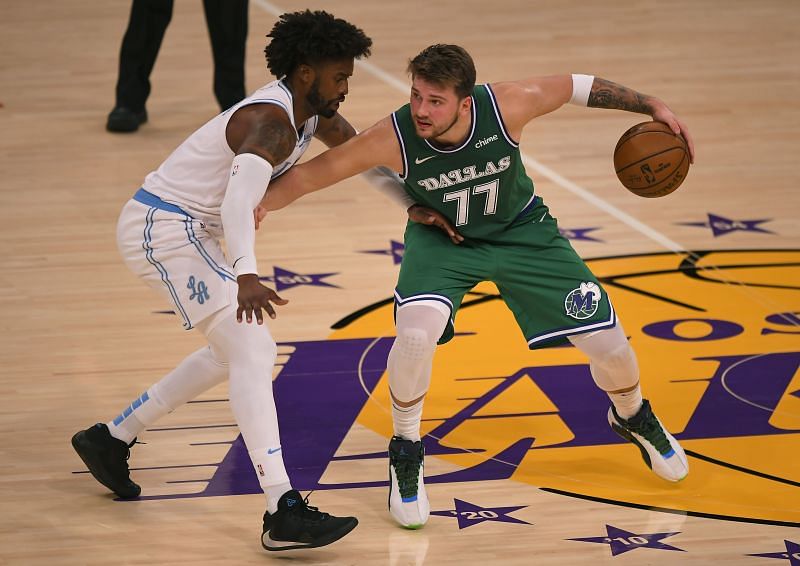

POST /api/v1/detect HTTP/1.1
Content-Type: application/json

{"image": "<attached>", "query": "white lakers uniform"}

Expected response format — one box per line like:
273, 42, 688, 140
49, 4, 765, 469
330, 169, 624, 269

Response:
117, 79, 318, 330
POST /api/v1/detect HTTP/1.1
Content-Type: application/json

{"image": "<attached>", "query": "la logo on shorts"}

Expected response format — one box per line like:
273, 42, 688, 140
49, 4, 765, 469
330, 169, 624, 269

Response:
564, 281, 602, 320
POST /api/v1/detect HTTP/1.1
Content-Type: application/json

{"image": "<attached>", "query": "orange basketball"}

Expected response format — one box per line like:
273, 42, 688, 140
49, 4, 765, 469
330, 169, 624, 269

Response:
613, 121, 690, 198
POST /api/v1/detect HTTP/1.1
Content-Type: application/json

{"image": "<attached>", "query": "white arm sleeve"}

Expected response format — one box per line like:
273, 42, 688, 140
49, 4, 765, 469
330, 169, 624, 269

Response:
569, 74, 595, 106
220, 153, 274, 277
361, 166, 416, 210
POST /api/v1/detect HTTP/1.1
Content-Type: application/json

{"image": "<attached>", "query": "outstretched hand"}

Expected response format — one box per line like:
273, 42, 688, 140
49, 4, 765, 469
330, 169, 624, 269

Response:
235, 274, 289, 324
408, 204, 464, 244
651, 102, 695, 164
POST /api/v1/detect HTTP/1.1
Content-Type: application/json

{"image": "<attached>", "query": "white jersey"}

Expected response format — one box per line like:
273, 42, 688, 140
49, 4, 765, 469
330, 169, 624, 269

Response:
142, 78, 318, 224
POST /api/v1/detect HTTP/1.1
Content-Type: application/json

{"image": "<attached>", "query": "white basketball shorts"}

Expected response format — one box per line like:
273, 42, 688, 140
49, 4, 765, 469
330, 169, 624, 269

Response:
117, 189, 237, 330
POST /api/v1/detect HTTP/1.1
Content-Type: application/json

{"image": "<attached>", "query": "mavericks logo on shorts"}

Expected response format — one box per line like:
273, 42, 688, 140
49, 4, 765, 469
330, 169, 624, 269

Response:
564, 281, 601, 320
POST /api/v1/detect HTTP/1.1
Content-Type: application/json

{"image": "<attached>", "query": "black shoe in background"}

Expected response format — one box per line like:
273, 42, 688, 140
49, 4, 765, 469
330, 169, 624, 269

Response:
71, 423, 141, 498
106, 106, 148, 132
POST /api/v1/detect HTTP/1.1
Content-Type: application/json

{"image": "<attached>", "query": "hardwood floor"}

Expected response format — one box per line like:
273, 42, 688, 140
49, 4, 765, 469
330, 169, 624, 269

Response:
0, 1, 798, 563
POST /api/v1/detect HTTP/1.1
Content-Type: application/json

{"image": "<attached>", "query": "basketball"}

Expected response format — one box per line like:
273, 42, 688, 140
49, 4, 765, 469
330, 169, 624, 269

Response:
613, 121, 690, 198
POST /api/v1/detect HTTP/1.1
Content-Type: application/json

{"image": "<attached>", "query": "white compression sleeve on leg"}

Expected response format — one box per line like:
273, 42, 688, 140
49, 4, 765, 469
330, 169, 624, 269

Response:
107, 346, 228, 443
205, 312, 291, 497
569, 74, 594, 106
568, 322, 639, 391
388, 303, 448, 442
221, 153, 274, 277
388, 302, 449, 402
361, 166, 416, 210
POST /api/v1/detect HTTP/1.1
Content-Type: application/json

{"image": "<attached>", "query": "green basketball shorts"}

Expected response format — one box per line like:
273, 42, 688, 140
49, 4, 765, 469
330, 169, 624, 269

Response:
394, 198, 616, 349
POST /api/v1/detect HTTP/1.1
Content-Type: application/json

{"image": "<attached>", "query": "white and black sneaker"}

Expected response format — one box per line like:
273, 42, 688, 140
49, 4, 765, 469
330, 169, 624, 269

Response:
609, 399, 689, 482
261, 490, 358, 551
388, 436, 429, 529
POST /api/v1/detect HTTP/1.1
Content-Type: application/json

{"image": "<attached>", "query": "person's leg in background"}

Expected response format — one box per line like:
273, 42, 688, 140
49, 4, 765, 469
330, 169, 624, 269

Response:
107, 0, 174, 132
203, 0, 248, 111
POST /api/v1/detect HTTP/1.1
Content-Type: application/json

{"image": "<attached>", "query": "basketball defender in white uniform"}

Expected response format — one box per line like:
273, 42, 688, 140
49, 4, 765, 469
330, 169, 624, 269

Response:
72, 10, 379, 552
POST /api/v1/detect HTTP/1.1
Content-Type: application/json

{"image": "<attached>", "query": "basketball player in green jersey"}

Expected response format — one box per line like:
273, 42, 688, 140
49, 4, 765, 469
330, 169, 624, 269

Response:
261, 44, 696, 529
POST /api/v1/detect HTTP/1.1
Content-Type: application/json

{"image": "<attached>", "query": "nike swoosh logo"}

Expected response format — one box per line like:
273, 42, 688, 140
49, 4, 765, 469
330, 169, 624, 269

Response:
267, 447, 282, 455
414, 155, 436, 164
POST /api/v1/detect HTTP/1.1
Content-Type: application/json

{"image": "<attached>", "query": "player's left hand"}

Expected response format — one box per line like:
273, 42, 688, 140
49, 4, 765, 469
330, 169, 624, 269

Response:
254, 205, 267, 230
235, 273, 289, 324
651, 101, 695, 164
408, 204, 464, 244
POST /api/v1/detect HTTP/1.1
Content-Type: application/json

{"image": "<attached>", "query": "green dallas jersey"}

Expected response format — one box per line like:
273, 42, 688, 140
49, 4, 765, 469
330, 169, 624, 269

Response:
391, 84, 537, 241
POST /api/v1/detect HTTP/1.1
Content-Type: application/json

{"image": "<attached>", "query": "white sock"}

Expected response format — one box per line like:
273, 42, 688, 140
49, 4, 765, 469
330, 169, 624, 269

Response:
266, 484, 293, 514
249, 447, 292, 513
107, 412, 144, 445
392, 399, 423, 442
107, 346, 228, 444
107, 388, 169, 444
608, 384, 643, 419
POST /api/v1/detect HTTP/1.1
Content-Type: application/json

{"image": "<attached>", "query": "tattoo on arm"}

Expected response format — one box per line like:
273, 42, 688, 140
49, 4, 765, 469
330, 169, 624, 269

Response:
250, 120, 296, 165
587, 78, 653, 114
317, 114, 357, 147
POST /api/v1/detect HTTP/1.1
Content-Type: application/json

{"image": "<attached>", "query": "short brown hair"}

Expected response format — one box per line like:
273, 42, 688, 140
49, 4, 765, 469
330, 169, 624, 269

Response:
407, 44, 476, 99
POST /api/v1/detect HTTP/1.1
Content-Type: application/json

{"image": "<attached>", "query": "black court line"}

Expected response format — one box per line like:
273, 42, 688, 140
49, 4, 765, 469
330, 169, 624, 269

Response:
599, 279, 704, 311
540, 487, 800, 528
330, 249, 800, 329
73, 462, 219, 474
330, 291, 502, 329
683, 448, 800, 488
146, 424, 238, 432
679, 256, 800, 291
330, 298, 394, 329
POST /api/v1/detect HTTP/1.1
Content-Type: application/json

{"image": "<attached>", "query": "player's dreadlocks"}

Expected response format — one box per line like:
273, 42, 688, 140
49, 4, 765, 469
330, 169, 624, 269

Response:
265, 10, 372, 79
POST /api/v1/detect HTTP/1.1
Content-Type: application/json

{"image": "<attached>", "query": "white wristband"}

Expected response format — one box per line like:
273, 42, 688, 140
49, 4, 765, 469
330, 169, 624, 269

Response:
220, 153, 274, 277
361, 166, 416, 210
569, 74, 594, 106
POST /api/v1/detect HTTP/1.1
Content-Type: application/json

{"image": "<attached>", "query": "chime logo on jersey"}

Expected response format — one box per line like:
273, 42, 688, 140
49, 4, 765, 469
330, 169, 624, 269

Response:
143, 250, 800, 528
565, 281, 601, 319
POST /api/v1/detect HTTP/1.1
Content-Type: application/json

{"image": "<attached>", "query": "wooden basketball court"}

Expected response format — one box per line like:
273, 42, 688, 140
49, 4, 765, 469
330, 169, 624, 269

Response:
1, 1, 798, 564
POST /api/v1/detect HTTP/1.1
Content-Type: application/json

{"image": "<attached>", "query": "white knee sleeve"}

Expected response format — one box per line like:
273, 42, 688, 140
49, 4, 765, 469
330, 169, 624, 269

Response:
590, 341, 639, 392
388, 303, 448, 402
205, 312, 280, 451
568, 323, 639, 392
204, 310, 291, 494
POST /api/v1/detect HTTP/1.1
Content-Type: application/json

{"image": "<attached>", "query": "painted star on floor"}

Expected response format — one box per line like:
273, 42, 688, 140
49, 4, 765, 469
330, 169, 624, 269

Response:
559, 227, 603, 242
679, 213, 774, 237
430, 498, 531, 530
748, 540, 800, 565
259, 266, 339, 292
568, 524, 685, 556
361, 239, 405, 265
